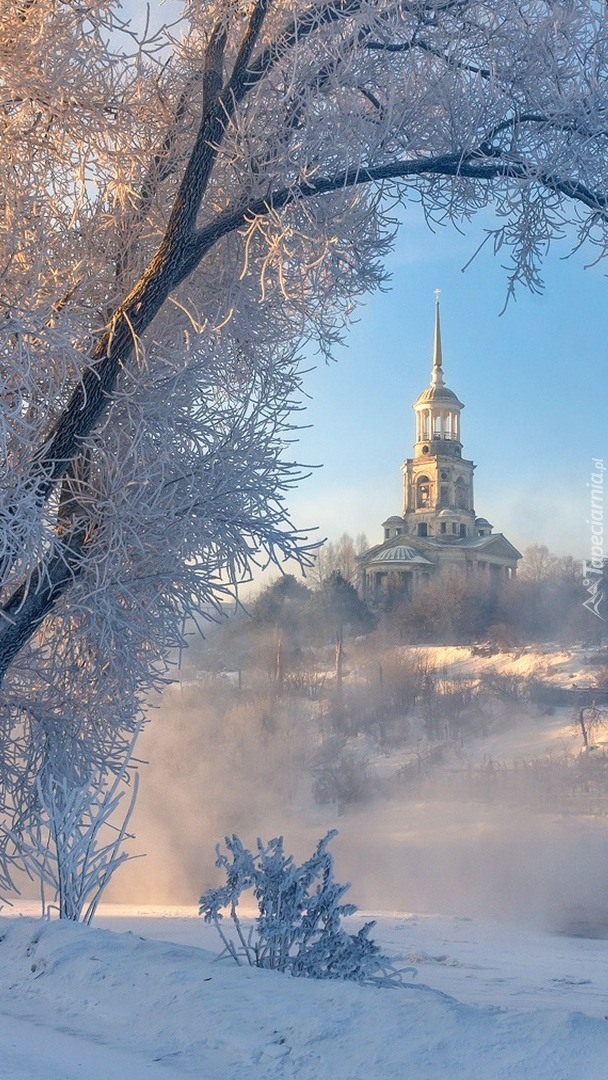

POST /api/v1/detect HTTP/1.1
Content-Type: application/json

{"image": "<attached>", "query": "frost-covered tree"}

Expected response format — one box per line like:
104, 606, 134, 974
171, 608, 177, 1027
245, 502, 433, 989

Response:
2, 1, 608, 884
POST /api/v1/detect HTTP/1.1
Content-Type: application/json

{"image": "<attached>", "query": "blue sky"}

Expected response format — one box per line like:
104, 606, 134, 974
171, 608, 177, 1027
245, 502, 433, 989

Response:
125, 2, 606, 564
287, 204, 607, 561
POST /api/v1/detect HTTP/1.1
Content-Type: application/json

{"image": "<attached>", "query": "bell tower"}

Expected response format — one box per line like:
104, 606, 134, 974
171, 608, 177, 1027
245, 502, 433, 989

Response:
402, 293, 476, 539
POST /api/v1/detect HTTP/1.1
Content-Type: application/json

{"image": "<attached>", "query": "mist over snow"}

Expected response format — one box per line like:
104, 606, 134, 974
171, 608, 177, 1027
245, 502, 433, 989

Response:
107, 644, 608, 939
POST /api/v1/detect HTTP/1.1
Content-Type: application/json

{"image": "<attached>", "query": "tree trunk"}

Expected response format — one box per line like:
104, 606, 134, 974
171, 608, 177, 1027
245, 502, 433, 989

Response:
335, 625, 344, 690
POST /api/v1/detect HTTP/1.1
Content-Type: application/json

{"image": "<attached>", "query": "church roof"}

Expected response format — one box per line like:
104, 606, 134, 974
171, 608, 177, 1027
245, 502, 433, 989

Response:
422, 533, 522, 558
358, 532, 522, 566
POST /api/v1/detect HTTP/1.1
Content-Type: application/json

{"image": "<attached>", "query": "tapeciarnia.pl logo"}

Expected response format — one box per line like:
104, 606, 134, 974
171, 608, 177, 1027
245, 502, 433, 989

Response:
582, 458, 606, 620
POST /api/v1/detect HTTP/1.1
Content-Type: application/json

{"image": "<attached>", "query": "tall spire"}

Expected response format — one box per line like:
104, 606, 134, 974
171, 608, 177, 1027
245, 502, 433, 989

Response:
431, 289, 445, 388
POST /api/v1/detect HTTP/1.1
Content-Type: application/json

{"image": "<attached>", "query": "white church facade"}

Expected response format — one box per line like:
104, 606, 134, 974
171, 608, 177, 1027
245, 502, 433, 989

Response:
358, 297, 521, 602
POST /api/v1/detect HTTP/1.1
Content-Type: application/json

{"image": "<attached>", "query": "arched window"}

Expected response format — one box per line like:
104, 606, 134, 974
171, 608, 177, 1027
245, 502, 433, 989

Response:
417, 476, 431, 508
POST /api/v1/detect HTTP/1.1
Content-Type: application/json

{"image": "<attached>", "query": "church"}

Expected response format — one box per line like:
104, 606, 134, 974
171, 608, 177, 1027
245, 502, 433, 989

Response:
358, 296, 521, 602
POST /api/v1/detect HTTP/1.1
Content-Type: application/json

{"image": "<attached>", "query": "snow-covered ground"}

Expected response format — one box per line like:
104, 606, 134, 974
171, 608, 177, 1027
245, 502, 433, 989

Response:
1, 903, 608, 1079
408, 643, 604, 686
4, 646, 608, 1078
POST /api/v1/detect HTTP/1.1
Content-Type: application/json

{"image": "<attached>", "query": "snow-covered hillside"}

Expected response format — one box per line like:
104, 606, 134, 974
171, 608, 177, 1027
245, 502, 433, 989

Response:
1, 906, 608, 1079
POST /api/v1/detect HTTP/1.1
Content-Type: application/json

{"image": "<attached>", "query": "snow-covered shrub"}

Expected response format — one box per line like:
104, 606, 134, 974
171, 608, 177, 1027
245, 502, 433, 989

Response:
2, 732, 141, 923
199, 830, 402, 986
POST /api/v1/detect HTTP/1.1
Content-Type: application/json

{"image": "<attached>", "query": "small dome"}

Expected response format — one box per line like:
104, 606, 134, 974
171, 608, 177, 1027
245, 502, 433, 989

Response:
382, 515, 404, 525
475, 517, 492, 527
371, 545, 432, 565
414, 384, 463, 407
437, 508, 454, 518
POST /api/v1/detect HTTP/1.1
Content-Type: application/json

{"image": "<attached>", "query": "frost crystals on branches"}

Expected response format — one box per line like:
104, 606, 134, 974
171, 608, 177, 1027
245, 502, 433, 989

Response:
200, 830, 405, 986
1, 1, 608, 905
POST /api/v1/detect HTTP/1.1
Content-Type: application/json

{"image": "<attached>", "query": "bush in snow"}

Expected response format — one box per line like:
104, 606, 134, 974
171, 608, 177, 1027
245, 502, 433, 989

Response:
199, 830, 403, 986
2, 727, 141, 923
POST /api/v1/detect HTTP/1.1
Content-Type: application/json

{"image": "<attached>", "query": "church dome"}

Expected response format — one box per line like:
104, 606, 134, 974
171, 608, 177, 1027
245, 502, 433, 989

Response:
414, 384, 463, 406
371, 545, 432, 565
